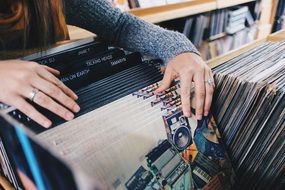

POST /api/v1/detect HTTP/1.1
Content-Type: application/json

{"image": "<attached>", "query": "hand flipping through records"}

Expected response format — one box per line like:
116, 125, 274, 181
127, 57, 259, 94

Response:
0, 60, 80, 128
155, 53, 215, 120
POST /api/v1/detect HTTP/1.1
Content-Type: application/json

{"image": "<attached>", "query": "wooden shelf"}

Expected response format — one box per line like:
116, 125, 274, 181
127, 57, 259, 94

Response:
129, 0, 257, 23
207, 38, 267, 68
267, 29, 285, 41
207, 29, 285, 68
129, 0, 216, 23
67, 25, 96, 40
209, 32, 226, 41
216, 0, 256, 9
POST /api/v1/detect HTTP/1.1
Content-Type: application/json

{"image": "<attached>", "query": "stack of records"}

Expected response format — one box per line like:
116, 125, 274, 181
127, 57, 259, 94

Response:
209, 9, 227, 40
212, 41, 285, 189
226, 6, 248, 34
0, 38, 236, 190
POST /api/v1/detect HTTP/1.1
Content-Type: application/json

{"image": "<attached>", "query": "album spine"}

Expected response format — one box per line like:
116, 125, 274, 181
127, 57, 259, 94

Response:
0, 138, 22, 189
59, 49, 125, 75
60, 52, 142, 89
33, 42, 109, 71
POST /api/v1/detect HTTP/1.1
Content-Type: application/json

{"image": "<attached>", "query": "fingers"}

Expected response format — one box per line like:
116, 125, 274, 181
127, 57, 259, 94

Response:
32, 91, 75, 121
204, 70, 215, 116
26, 65, 80, 125
166, 53, 215, 120
57, 81, 78, 100
13, 97, 52, 128
36, 66, 78, 100
31, 77, 80, 113
43, 66, 60, 76
193, 69, 205, 120
155, 65, 174, 93
16, 75, 79, 128
0, 60, 80, 129
180, 73, 193, 117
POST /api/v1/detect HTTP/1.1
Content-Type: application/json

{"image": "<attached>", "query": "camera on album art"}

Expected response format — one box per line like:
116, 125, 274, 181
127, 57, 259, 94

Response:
146, 140, 194, 190
163, 110, 193, 151
125, 140, 194, 190
125, 166, 159, 190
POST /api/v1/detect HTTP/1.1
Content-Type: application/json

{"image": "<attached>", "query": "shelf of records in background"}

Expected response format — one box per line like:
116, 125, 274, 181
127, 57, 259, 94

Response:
197, 6, 256, 60
109, 0, 201, 10
108, 0, 276, 60
155, 1, 278, 61
108, 0, 256, 11
108, 0, 257, 23
159, 4, 259, 60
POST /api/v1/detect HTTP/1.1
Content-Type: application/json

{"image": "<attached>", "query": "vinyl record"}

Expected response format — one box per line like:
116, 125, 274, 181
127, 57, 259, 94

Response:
173, 127, 192, 150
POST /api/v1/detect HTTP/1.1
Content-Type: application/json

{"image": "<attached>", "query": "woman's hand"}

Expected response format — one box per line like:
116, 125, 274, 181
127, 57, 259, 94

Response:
155, 53, 214, 120
0, 60, 80, 128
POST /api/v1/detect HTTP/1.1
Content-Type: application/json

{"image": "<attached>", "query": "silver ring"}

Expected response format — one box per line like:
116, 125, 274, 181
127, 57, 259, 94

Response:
205, 77, 215, 87
29, 88, 39, 102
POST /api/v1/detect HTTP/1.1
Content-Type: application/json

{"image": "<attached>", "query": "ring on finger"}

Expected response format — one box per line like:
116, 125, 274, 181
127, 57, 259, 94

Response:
205, 76, 215, 87
28, 88, 40, 102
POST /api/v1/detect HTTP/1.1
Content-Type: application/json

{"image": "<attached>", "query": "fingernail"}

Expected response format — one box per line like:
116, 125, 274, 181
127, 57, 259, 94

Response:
74, 94, 78, 100
154, 89, 160, 94
73, 104, 80, 112
196, 114, 202, 120
66, 112, 74, 120
44, 120, 52, 128
184, 111, 190, 117
204, 112, 209, 116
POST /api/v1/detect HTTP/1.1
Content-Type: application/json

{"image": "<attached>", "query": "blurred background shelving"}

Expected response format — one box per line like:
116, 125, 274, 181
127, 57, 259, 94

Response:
110, 0, 283, 61
128, 0, 217, 23
128, 0, 258, 23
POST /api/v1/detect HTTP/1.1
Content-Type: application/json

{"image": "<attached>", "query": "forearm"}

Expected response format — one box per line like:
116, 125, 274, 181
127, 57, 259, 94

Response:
64, 0, 199, 63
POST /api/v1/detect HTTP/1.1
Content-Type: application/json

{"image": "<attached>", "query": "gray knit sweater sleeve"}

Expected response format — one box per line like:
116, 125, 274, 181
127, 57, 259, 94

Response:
64, 0, 199, 63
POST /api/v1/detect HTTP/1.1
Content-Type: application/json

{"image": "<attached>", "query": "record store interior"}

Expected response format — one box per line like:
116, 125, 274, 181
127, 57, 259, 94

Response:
0, 0, 285, 190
